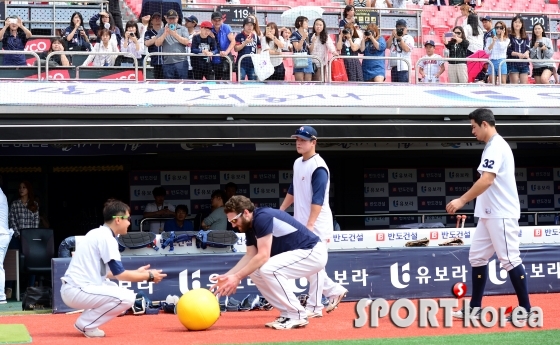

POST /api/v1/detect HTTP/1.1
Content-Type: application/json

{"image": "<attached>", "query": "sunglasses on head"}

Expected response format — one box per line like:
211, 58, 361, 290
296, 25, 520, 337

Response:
228, 212, 242, 224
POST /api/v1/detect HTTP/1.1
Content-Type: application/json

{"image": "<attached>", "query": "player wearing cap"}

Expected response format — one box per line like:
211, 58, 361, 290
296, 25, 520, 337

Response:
212, 195, 327, 330
446, 109, 536, 322
280, 126, 348, 318
155, 9, 191, 79
234, 17, 261, 80
387, 19, 413, 82
61, 199, 166, 338
418, 40, 445, 83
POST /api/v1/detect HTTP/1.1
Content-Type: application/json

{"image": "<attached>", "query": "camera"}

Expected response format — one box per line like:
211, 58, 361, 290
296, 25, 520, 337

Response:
342, 28, 350, 35
364, 30, 372, 37
8, 18, 18, 25
78, 26, 83, 31
169, 23, 176, 31
396, 28, 404, 37
129, 33, 135, 38
538, 42, 544, 48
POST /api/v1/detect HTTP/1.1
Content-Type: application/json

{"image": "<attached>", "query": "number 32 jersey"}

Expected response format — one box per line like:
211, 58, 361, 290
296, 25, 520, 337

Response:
474, 134, 520, 219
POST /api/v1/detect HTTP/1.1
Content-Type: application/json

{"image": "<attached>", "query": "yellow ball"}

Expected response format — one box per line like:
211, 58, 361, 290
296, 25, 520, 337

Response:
176, 288, 221, 331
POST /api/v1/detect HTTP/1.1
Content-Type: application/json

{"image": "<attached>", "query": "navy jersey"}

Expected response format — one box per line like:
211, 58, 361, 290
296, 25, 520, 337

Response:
245, 208, 319, 257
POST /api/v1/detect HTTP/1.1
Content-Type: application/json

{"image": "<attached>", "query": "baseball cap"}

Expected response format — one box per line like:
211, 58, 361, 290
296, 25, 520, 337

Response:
211, 11, 223, 20
151, 12, 162, 18
396, 19, 407, 27
166, 9, 178, 18
243, 17, 255, 26
291, 126, 318, 141
200, 21, 212, 29
480, 15, 492, 22
186, 15, 198, 25
424, 40, 435, 47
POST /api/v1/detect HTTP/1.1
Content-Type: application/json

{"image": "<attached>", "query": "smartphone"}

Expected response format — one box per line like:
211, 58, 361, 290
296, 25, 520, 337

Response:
169, 23, 176, 31
9, 18, 18, 25
444, 32, 453, 38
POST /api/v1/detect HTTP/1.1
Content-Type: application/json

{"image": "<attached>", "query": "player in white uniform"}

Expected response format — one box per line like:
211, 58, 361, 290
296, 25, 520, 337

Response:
212, 195, 327, 330
446, 108, 534, 321
280, 126, 348, 318
61, 199, 166, 338
417, 40, 445, 83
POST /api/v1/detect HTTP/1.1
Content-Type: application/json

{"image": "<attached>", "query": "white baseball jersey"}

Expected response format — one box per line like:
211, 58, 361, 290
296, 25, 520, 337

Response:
418, 54, 444, 82
144, 202, 175, 233
292, 154, 333, 241
474, 134, 520, 219
62, 225, 121, 288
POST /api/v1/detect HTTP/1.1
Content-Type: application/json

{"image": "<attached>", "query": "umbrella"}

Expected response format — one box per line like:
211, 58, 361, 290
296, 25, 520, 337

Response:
281, 6, 324, 27
467, 50, 489, 83
140, 0, 183, 24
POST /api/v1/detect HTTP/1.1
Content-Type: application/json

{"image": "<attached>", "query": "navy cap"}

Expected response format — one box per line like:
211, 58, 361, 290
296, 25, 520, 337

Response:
396, 19, 407, 27
480, 15, 492, 22
152, 12, 162, 18
424, 40, 435, 47
291, 126, 318, 141
186, 15, 198, 25
243, 17, 255, 26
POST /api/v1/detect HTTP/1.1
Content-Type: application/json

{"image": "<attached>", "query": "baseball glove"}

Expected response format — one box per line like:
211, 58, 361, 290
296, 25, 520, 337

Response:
438, 237, 464, 246
405, 237, 429, 247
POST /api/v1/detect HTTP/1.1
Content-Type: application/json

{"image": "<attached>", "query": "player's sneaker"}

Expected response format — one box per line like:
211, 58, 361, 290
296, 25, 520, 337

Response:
265, 317, 287, 328
306, 310, 323, 318
0, 300, 6, 304
506, 307, 538, 323
325, 288, 348, 313
270, 317, 309, 330
452, 307, 481, 320
74, 324, 105, 338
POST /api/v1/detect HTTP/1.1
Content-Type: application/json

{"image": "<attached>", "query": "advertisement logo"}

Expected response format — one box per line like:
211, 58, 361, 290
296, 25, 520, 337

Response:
390, 263, 410, 289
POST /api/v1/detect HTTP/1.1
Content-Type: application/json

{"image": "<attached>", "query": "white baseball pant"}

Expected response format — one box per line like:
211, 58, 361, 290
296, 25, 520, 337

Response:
249, 241, 327, 320
469, 218, 522, 271
61, 280, 135, 331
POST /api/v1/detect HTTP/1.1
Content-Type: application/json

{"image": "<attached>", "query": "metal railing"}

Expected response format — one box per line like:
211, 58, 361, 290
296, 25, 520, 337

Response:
0, 51, 41, 80
328, 55, 412, 82
139, 217, 174, 232
45, 51, 139, 81
142, 52, 233, 81
472, 10, 560, 40
497, 58, 560, 85
414, 56, 494, 84
236, 53, 323, 82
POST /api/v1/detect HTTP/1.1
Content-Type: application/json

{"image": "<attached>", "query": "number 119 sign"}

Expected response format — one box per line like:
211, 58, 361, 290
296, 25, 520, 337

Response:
218, 5, 254, 26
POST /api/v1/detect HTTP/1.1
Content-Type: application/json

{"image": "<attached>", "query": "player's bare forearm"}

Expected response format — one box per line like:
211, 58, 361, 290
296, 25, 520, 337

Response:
307, 204, 322, 230
460, 172, 495, 204
224, 248, 256, 276
233, 252, 269, 280
279, 193, 294, 211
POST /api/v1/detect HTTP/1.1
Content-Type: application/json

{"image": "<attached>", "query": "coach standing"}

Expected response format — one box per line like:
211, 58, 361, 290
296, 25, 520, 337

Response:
446, 108, 535, 322
280, 126, 348, 318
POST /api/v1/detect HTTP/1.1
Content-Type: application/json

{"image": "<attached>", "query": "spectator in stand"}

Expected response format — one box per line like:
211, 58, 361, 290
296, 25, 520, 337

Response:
143, 186, 176, 233
191, 21, 218, 80
428, 0, 448, 11
339, 5, 359, 32
0, 16, 32, 66
346, 0, 371, 7
121, 20, 145, 67
280, 28, 293, 52
387, 19, 413, 83
144, 13, 164, 79
82, 29, 119, 66
247, 14, 263, 40
529, 23, 554, 84
481, 16, 494, 50
155, 9, 191, 80
418, 40, 445, 83
36, 37, 71, 67
209, 12, 236, 81
443, 26, 469, 83
164, 204, 194, 232
89, 11, 121, 47
63, 12, 92, 52
290, 16, 314, 82
108, 0, 125, 40
184, 15, 199, 80
463, 13, 483, 56
507, 15, 530, 85
386, 0, 407, 10
337, 23, 363, 82
454, 4, 471, 27
360, 23, 386, 82
234, 17, 261, 81
309, 18, 337, 82
261, 22, 286, 81
485, 20, 509, 85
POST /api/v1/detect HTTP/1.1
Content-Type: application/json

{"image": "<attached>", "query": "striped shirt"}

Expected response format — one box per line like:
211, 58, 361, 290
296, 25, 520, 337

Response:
9, 199, 39, 236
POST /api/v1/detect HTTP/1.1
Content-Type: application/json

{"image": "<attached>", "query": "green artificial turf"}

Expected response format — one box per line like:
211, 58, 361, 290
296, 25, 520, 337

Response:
0, 324, 32, 344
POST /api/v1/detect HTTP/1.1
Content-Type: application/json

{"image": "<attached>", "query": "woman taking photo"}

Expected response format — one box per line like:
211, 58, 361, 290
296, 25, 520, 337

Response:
507, 15, 530, 84
63, 12, 91, 52
89, 11, 121, 46
121, 20, 144, 67
309, 18, 337, 82
485, 20, 509, 85
443, 26, 469, 83
337, 23, 363, 81
529, 23, 554, 84
261, 22, 285, 81
360, 23, 386, 82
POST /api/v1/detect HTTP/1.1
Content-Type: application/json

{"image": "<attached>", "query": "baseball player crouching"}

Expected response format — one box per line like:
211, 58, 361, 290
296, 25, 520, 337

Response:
418, 40, 445, 83
61, 199, 166, 338
212, 195, 328, 330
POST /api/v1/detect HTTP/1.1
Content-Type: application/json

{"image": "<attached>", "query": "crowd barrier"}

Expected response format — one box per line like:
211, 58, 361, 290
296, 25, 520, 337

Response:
51, 244, 560, 313
497, 58, 560, 85
327, 55, 411, 83
237, 53, 323, 82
